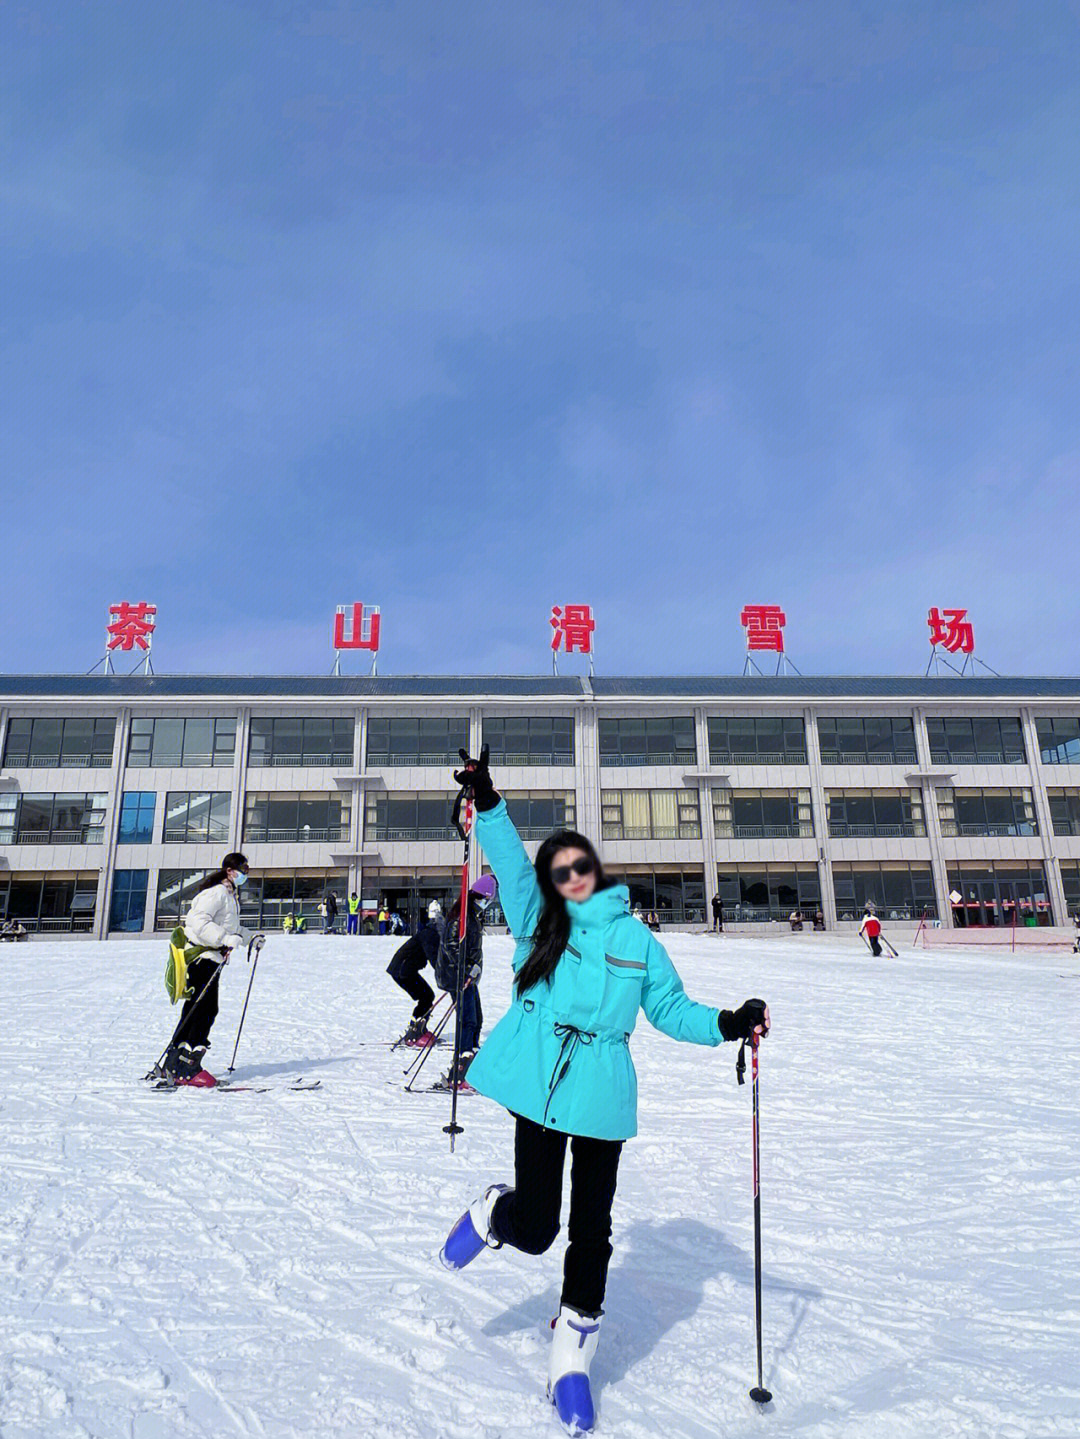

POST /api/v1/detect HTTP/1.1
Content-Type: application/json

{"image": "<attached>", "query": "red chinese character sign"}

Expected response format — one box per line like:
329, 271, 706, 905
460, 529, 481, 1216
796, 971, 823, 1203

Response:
925, 606, 995, 676
333, 603, 381, 675
740, 604, 799, 675
550, 605, 595, 675
103, 602, 156, 673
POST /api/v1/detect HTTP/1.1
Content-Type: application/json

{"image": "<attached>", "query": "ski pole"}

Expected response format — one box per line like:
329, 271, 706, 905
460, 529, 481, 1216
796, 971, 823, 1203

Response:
444, 775, 475, 1152
881, 935, 899, 958
403, 969, 480, 1088
227, 935, 265, 1072
145, 954, 229, 1080
391, 990, 452, 1053
747, 1031, 773, 1406
403, 994, 458, 1078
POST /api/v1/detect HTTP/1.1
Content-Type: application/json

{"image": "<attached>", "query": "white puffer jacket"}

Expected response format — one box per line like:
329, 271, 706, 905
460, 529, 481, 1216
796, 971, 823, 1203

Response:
184, 881, 253, 952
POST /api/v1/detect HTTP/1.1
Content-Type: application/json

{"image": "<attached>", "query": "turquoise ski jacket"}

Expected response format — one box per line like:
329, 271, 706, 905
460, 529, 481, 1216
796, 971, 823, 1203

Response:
464, 800, 724, 1141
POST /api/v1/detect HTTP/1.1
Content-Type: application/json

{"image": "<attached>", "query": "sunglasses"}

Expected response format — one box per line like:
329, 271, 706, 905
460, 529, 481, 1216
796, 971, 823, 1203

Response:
551, 857, 596, 886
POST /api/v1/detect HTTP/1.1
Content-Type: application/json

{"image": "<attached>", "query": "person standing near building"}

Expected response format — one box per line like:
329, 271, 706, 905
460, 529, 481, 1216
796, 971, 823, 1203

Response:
323, 891, 338, 934
859, 906, 883, 956
711, 892, 724, 933
347, 891, 361, 935
162, 853, 262, 1087
438, 750, 769, 1435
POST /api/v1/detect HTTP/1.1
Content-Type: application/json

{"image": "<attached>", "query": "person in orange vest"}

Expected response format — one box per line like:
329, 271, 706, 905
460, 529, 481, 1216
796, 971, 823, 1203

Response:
859, 907, 883, 956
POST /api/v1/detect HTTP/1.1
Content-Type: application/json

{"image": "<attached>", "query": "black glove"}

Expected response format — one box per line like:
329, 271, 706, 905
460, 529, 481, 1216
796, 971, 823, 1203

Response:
718, 998, 770, 1042
453, 746, 499, 812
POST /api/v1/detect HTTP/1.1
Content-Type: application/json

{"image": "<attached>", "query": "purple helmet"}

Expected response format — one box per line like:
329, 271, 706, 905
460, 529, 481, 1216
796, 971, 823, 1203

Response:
471, 874, 498, 900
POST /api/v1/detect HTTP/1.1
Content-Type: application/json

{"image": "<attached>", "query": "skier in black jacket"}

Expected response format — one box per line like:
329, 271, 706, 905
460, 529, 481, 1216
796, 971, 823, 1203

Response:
388, 915, 444, 1046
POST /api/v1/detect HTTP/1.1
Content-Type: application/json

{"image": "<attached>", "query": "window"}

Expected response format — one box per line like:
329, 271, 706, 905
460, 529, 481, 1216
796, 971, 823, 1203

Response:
0, 793, 16, 845
826, 789, 925, 837
482, 716, 575, 765
109, 870, 149, 932
3, 717, 115, 768
1060, 862, 1080, 916
365, 717, 469, 766
707, 716, 806, 764
236, 871, 349, 929
243, 792, 350, 843
502, 792, 576, 838
162, 792, 231, 843
946, 863, 1052, 926
248, 717, 354, 767
817, 717, 917, 764
4, 873, 98, 930
127, 717, 236, 767
605, 870, 706, 924
598, 717, 697, 767
601, 789, 701, 840
831, 863, 936, 921
117, 792, 156, 844
925, 716, 1026, 765
5, 793, 107, 844
715, 865, 822, 920
365, 792, 459, 841
1048, 790, 1080, 836
156, 869, 215, 926
937, 788, 1036, 837
1036, 718, 1080, 765
713, 789, 813, 838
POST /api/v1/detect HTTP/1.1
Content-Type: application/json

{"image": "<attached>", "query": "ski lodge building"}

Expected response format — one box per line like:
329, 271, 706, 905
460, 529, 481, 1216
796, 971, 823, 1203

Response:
2, 673, 1080, 938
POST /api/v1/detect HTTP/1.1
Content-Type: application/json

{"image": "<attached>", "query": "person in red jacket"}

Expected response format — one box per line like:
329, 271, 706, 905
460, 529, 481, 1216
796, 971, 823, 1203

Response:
859, 907, 883, 956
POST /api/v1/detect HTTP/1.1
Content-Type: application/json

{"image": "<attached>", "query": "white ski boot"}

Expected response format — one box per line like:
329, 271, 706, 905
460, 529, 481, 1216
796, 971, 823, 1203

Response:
549, 1305, 601, 1434
439, 1183, 510, 1270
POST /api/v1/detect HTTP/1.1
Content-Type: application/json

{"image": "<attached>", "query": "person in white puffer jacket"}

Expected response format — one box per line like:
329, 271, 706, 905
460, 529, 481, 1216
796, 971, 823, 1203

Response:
163, 852, 262, 1087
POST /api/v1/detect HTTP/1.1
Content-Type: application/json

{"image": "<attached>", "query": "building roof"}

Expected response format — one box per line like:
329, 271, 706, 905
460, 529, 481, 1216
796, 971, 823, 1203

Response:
2, 673, 1080, 701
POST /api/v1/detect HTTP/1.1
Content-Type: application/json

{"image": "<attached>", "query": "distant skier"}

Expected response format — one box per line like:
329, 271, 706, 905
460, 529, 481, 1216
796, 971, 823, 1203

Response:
162, 853, 262, 1087
432, 875, 496, 1092
439, 750, 770, 1435
859, 907, 883, 956
711, 892, 724, 933
388, 914, 444, 1046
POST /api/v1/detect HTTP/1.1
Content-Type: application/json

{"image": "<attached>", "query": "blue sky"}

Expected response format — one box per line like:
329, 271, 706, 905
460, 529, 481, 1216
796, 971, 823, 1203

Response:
3, 1, 1079, 676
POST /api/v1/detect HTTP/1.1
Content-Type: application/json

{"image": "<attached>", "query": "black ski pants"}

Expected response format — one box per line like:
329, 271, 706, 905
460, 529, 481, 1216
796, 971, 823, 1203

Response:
868, 936, 882, 957
171, 955, 224, 1049
490, 1114, 623, 1317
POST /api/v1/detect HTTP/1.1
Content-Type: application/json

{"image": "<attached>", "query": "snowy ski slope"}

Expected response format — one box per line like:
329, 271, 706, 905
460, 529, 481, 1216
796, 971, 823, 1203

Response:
2, 932, 1078, 1439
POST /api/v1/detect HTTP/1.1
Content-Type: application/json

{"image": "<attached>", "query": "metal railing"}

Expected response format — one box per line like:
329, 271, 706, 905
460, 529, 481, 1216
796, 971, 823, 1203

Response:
13, 828, 105, 845
485, 752, 575, 766
828, 822, 921, 838
367, 826, 459, 842
127, 754, 230, 768
9, 916, 96, 933
929, 751, 1026, 766
247, 753, 353, 767
243, 827, 347, 844
602, 825, 702, 840
162, 829, 231, 844
718, 824, 813, 839
819, 751, 918, 765
365, 753, 462, 767
709, 752, 808, 766
6, 754, 114, 769
599, 752, 697, 767
940, 822, 1038, 837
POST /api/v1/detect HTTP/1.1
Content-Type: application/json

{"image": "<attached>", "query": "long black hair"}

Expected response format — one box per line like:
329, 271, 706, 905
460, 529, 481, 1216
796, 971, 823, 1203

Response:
515, 830, 610, 996
196, 852, 249, 893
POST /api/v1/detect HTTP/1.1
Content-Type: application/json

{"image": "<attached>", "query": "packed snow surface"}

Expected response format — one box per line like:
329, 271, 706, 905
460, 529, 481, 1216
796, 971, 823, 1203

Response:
2, 932, 1078, 1439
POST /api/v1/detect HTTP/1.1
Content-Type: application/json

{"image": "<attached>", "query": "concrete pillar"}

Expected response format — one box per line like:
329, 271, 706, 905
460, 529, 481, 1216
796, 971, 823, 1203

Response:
695, 706, 718, 911
913, 707, 956, 928
1021, 707, 1068, 925
804, 707, 836, 928
94, 706, 131, 940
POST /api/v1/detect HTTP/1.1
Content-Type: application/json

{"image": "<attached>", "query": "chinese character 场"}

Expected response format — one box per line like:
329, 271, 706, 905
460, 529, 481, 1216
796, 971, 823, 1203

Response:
740, 604, 786, 654
106, 602, 157, 652
334, 603, 381, 652
551, 604, 596, 655
927, 607, 974, 655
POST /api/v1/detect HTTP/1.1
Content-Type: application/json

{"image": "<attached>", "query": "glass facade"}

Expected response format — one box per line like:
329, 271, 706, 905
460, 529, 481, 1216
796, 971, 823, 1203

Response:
117, 791, 156, 844
2, 717, 115, 769
599, 717, 696, 767
162, 792, 231, 844
1048, 790, 1080, 836
236, 871, 348, 930
366, 792, 460, 841
1036, 718, 1080, 765
946, 863, 1052, 926
365, 717, 468, 767
503, 792, 576, 839
244, 792, 350, 843
832, 863, 936, 921
155, 869, 214, 926
707, 716, 806, 764
601, 789, 701, 840
926, 716, 1026, 765
1, 792, 107, 844
248, 717, 353, 767
2, 872, 99, 930
1060, 863, 1080, 917
826, 789, 926, 837
606, 869, 706, 924
482, 715, 575, 765
713, 788, 813, 838
109, 870, 149, 931
715, 864, 822, 921
937, 788, 1036, 837
127, 717, 236, 768
817, 717, 916, 764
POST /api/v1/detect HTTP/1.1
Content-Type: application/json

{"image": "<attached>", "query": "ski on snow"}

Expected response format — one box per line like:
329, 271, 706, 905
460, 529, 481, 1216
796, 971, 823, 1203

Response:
150, 1076, 322, 1093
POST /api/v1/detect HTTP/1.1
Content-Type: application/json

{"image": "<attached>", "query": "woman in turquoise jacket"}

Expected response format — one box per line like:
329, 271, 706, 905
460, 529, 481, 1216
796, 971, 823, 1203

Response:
440, 749, 770, 1436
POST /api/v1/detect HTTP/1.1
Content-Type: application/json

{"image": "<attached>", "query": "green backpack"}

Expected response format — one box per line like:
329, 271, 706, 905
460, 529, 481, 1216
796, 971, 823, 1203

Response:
165, 926, 211, 1005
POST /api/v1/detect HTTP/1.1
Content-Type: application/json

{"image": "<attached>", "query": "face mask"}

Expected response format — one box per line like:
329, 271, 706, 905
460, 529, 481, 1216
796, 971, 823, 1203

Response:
474, 897, 490, 913
231, 871, 248, 887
